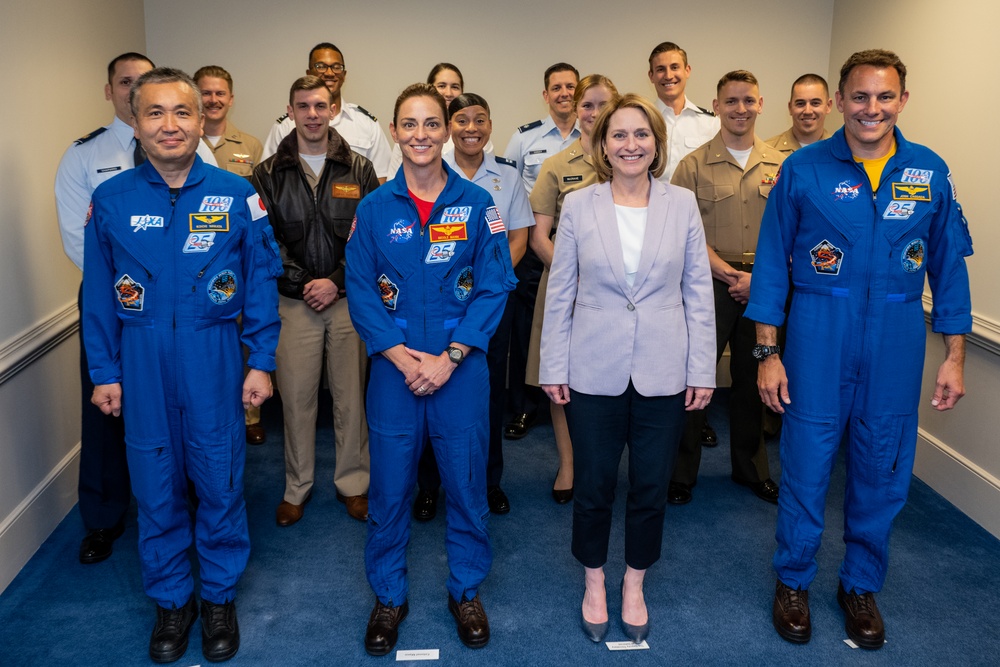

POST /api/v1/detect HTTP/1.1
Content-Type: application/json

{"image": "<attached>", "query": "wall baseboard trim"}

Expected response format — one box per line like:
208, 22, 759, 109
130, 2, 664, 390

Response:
0, 444, 80, 595
0, 302, 78, 386
922, 295, 1000, 356
914, 428, 1000, 539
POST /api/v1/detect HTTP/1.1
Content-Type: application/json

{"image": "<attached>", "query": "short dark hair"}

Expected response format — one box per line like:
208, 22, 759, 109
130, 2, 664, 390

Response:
449, 93, 490, 118
288, 75, 333, 106
648, 41, 688, 68
427, 63, 464, 90
717, 70, 759, 96
193, 65, 233, 93
308, 42, 344, 65
107, 52, 154, 85
393, 82, 448, 125
130, 67, 201, 117
544, 62, 579, 90
790, 73, 829, 99
838, 49, 906, 94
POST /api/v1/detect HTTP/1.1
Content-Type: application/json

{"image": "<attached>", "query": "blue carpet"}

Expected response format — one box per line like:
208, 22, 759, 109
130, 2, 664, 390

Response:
2, 390, 999, 666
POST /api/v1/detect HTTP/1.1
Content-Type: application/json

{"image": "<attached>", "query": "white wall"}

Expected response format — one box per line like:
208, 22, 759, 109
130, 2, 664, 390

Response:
830, 0, 1000, 535
0, 0, 147, 592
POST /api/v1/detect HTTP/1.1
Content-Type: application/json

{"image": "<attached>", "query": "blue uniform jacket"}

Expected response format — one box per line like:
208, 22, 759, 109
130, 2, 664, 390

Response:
346, 162, 517, 358
84, 156, 283, 385
746, 127, 973, 338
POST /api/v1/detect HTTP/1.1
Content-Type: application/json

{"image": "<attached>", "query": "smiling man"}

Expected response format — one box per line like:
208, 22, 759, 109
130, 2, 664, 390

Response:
83, 67, 282, 663
748, 49, 972, 650
766, 73, 833, 153
669, 70, 784, 507
647, 42, 720, 182
262, 43, 390, 181
195, 66, 263, 178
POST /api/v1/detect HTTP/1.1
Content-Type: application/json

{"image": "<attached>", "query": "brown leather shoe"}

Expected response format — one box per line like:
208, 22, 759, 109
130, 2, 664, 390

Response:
837, 582, 885, 649
448, 595, 490, 648
245, 423, 266, 445
365, 599, 408, 656
338, 494, 368, 522
773, 580, 811, 644
275, 496, 309, 527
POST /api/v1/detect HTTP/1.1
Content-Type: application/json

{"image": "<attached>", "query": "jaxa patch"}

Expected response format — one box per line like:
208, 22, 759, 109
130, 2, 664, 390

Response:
901, 239, 925, 273
190, 213, 230, 232
454, 266, 474, 301
810, 240, 844, 275
440, 206, 471, 224
832, 180, 862, 201
377, 274, 398, 310
183, 232, 216, 253
247, 193, 268, 221
198, 196, 233, 212
892, 183, 931, 201
388, 219, 415, 243
207, 269, 237, 305
900, 168, 933, 184
883, 201, 917, 220
115, 274, 144, 311
485, 206, 505, 235
332, 183, 360, 199
425, 242, 456, 264
130, 215, 164, 232
429, 222, 467, 242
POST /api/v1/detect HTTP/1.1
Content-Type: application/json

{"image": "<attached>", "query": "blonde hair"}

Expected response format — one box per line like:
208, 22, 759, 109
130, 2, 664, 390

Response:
592, 94, 667, 183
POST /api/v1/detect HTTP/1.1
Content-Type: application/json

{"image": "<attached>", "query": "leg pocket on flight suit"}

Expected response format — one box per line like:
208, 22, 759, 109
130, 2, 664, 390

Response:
187, 418, 241, 500
851, 413, 913, 501
366, 424, 417, 527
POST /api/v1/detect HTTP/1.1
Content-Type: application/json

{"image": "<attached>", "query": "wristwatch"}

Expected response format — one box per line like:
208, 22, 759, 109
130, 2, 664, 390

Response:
752, 344, 781, 361
445, 346, 465, 366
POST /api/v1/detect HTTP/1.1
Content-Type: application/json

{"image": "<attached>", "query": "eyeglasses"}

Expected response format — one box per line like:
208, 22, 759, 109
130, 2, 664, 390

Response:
312, 63, 346, 74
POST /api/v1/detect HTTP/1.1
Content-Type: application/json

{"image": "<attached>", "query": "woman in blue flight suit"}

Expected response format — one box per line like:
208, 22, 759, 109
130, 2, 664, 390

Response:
346, 83, 516, 655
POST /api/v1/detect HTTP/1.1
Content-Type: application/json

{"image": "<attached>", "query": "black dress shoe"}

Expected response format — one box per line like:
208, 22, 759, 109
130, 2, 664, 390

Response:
837, 583, 885, 649
773, 580, 810, 644
581, 612, 609, 643
733, 476, 780, 504
487, 486, 510, 514
503, 412, 536, 440
551, 484, 573, 504
667, 481, 692, 505
245, 423, 266, 445
149, 596, 198, 663
700, 423, 719, 447
449, 595, 490, 648
201, 599, 240, 662
79, 520, 125, 564
412, 489, 438, 522
365, 599, 409, 656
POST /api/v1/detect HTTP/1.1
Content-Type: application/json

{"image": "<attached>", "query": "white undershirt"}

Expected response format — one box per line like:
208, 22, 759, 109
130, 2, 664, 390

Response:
727, 146, 752, 169
300, 153, 327, 178
205, 135, 222, 147
615, 205, 648, 288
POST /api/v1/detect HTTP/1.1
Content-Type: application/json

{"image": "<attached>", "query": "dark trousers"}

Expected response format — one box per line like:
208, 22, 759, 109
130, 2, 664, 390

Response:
507, 247, 544, 416
672, 279, 770, 486
77, 284, 130, 531
566, 383, 685, 570
418, 294, 512, 492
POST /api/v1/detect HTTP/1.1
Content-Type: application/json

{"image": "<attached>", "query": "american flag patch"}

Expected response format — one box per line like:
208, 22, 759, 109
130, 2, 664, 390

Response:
485, 206, 505, 235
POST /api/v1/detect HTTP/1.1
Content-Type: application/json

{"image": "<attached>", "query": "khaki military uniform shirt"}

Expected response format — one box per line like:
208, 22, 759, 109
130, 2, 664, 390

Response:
528, 139, 598, 225
204, 122, 263, 179
765, 127, 832, 154
671, 132, 784, 262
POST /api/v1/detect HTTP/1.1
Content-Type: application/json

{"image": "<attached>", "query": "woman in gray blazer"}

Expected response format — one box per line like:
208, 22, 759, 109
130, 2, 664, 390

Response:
539, 94, 716, 644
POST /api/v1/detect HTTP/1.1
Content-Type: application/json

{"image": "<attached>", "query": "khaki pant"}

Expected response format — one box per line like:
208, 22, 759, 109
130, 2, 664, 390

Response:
276, 295, 369, 503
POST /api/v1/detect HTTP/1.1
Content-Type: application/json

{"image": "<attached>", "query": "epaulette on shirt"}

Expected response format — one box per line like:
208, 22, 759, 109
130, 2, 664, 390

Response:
517, 119, 543, 133
355, 105, 378, 122
695, 106, 715, 117
275, 112, 289, 123
495, 156, 517, 168
74, 126, 107, 145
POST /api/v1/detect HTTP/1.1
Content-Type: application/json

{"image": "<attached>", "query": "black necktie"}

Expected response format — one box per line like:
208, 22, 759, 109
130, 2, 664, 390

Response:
133, 140, 147, 166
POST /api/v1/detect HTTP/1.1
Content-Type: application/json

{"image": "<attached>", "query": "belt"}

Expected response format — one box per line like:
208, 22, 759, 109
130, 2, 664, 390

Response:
719, 252, 755, 274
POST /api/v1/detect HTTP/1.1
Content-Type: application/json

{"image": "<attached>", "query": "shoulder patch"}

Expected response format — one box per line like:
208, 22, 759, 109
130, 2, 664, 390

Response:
695, 106, 715, 117
517, 119, 543, 133
355, 105, 378, 122
275, 113, 289, 123
494, 156, 516, 168
74, 126, 108, 145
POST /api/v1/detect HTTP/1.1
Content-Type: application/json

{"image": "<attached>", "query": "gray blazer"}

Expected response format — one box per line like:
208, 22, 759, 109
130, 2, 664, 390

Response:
539, 178, 716, 397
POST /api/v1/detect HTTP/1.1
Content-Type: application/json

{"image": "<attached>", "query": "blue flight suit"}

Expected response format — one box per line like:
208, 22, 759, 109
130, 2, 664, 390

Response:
345, 162, 516, 606
83, 156, 282, 608
745, 127, 973, 594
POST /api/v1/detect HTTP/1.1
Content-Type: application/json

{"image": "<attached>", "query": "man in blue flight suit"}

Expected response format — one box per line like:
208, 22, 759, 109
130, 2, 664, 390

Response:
84, 68, 281, 664
746, 49, 972, 650
346, 85, 516, 655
